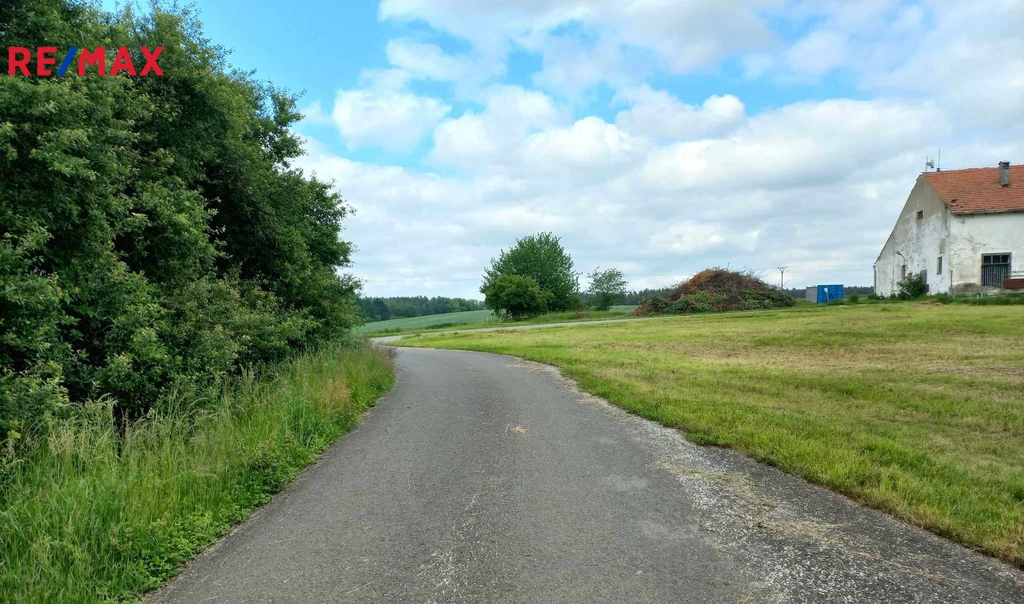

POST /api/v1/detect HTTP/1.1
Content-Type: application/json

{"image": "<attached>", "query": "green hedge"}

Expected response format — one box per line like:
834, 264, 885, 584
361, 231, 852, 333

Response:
1, 1, 359, 438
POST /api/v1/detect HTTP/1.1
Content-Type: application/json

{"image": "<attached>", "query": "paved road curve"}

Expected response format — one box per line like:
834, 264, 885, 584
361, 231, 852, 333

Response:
151, 348, 1024, 603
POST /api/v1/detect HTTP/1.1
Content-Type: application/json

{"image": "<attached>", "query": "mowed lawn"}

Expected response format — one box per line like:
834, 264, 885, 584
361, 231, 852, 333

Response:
401, 303, 1024, 565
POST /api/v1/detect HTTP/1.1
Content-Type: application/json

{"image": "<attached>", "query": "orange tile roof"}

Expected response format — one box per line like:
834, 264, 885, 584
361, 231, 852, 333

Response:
923, 164, 1024, 214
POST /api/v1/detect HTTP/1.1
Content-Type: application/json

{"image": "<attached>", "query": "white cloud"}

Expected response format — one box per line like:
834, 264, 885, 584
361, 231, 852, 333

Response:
385, 38, 503, 86
785, 30, 849, 78
430, 85, 567, 169
290, 3, 1022, 298
531, 37, 627, 96
299, 99, 333, 127
615, 86, 746, 140
867, 0, 1024, 128
298, 92, 963, 297
523, 117, 646, 175
636, 98, 947, 194
379, 0, 782, 92
329, 70, 450, 151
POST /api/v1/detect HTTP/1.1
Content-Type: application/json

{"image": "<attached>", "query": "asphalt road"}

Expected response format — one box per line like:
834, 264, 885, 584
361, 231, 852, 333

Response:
150, 347, 1024, 603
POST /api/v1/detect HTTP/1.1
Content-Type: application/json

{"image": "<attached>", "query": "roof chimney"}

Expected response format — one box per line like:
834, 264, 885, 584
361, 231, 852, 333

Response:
999, 161, 1010, 186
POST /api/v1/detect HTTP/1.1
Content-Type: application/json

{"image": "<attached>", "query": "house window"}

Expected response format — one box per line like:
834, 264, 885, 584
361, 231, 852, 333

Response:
937, 256, 943, 275
916, 210, 924, 219
981, 253, 1011, 286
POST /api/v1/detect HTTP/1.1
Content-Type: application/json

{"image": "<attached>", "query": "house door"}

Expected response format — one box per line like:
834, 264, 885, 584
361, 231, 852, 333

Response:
982, 253, 1011, 286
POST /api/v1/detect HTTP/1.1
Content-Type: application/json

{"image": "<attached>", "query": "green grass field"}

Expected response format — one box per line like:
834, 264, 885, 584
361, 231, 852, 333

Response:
357, 309, 498, 334
400, 303, 1024, 565
358, 306, 637, 335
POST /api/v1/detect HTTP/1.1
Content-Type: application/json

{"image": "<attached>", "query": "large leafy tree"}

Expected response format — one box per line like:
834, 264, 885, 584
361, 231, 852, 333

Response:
482, 233, 580, 312
0, 0, 359, 434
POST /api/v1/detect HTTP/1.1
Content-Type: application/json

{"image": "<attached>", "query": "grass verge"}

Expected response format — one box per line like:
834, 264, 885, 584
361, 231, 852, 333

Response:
400, 303, 1024, 565
0, 342, 394, 603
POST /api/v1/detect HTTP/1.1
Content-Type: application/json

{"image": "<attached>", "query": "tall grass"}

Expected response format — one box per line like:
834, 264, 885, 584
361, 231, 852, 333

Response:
0, 343, 394, 603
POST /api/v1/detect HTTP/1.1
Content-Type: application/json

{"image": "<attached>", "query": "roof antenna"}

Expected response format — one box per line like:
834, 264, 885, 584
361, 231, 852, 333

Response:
925, 158, 934, 172
937, 148, 941, 172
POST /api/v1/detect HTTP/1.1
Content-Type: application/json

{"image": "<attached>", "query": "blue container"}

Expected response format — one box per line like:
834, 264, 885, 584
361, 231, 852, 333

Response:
816, 284, 844, 303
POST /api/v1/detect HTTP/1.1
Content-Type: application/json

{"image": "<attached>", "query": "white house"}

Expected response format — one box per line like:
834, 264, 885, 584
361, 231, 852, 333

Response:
875, 162, 1024, 296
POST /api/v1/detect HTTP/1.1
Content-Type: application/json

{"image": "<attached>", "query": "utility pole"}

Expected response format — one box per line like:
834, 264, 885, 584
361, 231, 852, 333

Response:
777, 266, 787, 290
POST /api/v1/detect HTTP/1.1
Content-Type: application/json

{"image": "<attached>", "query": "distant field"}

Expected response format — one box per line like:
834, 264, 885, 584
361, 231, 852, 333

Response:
357, 310, 497, 334
358, 305, 638, 335
400, 303, 1024, 565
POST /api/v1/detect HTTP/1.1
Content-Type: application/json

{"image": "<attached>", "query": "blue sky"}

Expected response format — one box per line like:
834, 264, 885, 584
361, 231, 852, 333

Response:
109, 0, 1024, 297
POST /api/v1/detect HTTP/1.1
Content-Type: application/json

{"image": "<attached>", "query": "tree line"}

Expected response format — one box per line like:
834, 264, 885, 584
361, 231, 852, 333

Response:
357, 296, 487, 322
1, 1, 360, 437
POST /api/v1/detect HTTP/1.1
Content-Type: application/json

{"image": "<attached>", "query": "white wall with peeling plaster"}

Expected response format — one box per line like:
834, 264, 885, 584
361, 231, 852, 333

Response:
875, 176, 1024, 296
948, 213, 1024, 289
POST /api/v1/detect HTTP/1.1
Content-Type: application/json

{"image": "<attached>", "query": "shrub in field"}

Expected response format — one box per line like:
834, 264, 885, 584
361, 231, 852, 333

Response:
481, 274, 552, 320
897, 273, 927, 299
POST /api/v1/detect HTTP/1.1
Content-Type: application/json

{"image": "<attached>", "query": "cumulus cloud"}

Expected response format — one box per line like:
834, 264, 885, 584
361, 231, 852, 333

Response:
430, 85, 567, 169
289, 2, 1022, 297
867, 0, 1024, 128
615, 86, 746, 140
329, 70, 450, 151
635, 98, 947, 194
385, 38, 504, 86
298, 93, 955, 297
379, 0, 781, 90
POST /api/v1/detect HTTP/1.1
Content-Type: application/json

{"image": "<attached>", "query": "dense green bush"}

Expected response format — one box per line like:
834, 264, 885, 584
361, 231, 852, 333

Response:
672, 291, 728, 313
0, 1, 359, 438
481, 274, 552, 320
897, 273, 927, 299
632, 296, 672, 316
739, 289, 795, 310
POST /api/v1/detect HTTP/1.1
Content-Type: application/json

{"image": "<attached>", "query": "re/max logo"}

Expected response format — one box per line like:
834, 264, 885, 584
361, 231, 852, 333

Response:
7, 46, 164, 76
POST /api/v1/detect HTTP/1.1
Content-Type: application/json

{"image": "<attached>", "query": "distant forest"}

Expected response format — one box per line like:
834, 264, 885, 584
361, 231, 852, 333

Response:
358, 296, 487, 322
